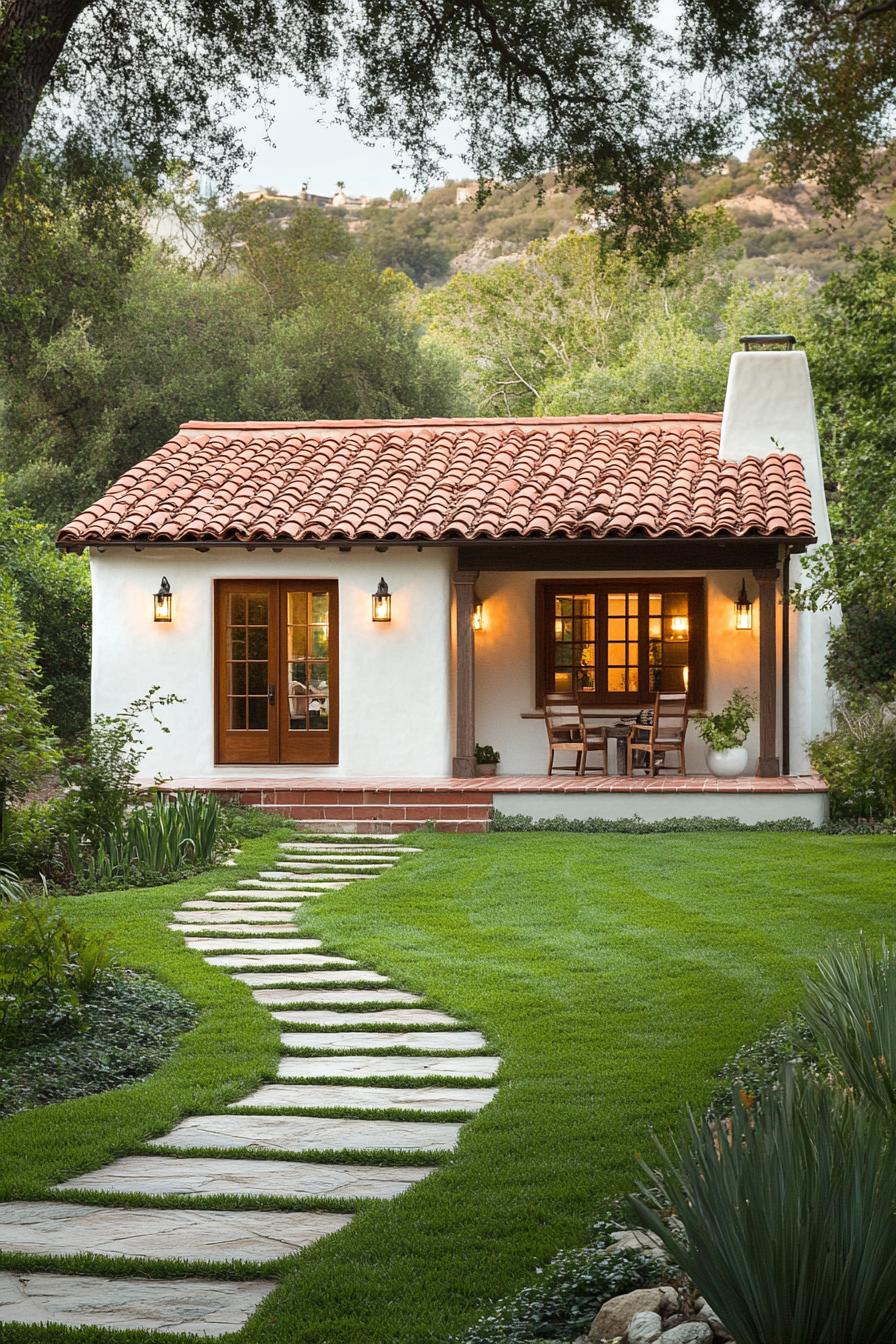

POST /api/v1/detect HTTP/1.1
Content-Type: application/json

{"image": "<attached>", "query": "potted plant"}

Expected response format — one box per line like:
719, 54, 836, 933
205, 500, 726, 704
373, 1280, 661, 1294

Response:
474, 743, 500, 777
695, 689, 756, 778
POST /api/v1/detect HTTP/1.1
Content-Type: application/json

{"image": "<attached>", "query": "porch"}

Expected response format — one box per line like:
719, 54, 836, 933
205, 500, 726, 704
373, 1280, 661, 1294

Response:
164, 773, 829, 833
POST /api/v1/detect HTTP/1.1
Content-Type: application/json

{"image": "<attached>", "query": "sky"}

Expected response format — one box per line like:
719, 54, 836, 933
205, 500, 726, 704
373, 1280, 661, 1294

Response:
231, 84, 470, 201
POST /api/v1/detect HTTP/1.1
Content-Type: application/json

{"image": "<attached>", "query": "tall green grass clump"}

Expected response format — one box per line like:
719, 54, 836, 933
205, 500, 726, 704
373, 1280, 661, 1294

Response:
630, 940, 896, 1344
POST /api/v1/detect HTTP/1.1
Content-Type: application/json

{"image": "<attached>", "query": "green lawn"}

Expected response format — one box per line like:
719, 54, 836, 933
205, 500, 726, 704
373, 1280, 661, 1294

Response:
0, 831, 894, 1344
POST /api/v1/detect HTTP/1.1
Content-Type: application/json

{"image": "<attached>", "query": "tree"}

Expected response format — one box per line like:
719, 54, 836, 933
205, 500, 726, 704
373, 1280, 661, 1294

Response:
797, 234, 896, 614
1, 2, 894, 255
0, 486, 90, 737
0, 579, 58, 814
0, 179, 466, 524
422, 211, 749, 415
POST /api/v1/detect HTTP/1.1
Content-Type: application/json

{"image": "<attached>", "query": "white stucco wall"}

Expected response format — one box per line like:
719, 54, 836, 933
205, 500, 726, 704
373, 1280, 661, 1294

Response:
473, 569, 776, 776
90, 547, 454, 779
721, 350, 837, 767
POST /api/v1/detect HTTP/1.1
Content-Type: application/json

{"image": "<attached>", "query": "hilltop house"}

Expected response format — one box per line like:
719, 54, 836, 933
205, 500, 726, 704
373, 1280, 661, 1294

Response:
58, 342, 835, 829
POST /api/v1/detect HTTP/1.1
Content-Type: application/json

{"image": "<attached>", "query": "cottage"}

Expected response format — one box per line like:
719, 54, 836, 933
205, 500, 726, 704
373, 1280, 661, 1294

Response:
58, 341, 835, 828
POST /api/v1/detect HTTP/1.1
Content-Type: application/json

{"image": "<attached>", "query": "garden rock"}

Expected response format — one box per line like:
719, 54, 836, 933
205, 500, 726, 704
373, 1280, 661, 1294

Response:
697, 1305, 732, 1341
660, 1324, 713, 1344
626, 1309, 662, 1343
590, 1289, 671, 1341
607, 1230, 668, 1261
656, 1287, 680, 1316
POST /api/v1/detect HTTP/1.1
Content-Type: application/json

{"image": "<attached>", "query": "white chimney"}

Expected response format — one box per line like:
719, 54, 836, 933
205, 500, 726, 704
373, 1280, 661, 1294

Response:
720, 345, 830, 545
720, 339, 837, 776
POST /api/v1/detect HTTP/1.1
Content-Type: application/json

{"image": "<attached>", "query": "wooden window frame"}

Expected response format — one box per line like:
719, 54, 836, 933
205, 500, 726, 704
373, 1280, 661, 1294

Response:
535, 578, 706, 709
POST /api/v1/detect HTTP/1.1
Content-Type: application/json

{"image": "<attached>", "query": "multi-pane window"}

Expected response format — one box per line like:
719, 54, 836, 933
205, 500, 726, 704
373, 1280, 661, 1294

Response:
540, 580, 704, 705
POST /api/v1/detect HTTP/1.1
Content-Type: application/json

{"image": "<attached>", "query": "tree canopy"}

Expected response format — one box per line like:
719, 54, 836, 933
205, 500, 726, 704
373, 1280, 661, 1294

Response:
0, 173, 465, 525
0, 1, 894, 254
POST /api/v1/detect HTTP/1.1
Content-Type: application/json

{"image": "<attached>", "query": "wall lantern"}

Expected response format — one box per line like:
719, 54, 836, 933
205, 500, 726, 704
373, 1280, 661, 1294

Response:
735, 578, 753, 630
372, 576, 392, 622
472, 600, 484, 632
153, 576, 173, 623
669, 614, 689, 639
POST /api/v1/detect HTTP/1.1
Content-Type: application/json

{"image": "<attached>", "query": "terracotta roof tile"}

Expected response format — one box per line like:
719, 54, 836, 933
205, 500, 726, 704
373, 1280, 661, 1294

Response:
57, 414, 816, 547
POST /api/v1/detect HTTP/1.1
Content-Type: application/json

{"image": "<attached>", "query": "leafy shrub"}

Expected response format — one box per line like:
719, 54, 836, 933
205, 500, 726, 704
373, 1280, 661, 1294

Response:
827, 608, 896, 698
694, 688, 756, 752
631, 1071, 896, 1344
808, 693, 896, 820
475, 743, 501, 764
0, 486, 91, 739
492, 813, 814, 833
0, 894, 113, 1047
0, 798, 68, 878
0, 968, 198, 1118
0, 579, 59, 812
801, 938, 896, 1115
453, 1220, 665, 1344
220, 803, 295, 841
61, 688, 181, 845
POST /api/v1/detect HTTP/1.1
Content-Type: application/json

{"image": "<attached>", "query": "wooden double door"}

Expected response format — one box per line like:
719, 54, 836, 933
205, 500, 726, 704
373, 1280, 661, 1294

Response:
215, 580, 338, 764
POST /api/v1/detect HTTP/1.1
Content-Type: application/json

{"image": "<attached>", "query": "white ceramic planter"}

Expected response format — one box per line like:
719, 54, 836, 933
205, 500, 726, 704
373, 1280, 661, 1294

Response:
706, 745, 749, 778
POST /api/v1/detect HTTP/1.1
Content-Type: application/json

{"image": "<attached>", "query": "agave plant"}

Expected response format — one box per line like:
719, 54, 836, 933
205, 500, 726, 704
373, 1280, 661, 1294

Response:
800, 937, 896, 1115
629, 1069, 896, 1344
0, 864, 26, 902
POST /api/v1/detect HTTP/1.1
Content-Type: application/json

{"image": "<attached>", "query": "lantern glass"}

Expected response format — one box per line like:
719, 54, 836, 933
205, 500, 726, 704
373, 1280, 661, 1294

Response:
472, 601, 483, 632
372, 578, 392, 622
154, 577, 172, 622
735, 579, 753, 630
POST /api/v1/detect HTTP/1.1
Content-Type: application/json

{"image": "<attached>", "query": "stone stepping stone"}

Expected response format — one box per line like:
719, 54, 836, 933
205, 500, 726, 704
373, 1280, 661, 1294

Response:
271, 1009, 459, 1026
175, 924, 299, 936
0, 1270, 275, 1336
209, 888, 315, 898
58, 1156, 435, 1200
233, 1084, 497, 1112
279, 1029, 487, 1051
276, 858, 396, 868
182, 901, 304, 912
274, 866, 378, 879
254, 874, 349, 886
185, 937, 328, 952
245, 983, 416, 1000
277, 1055, 501, 1080
205, 954, 358, 969
234, 971, 391, 987
0, 1201, 351, 1263
280, 845, 419, 854
172, 909, 301, 923
147, 1113, 461, 1153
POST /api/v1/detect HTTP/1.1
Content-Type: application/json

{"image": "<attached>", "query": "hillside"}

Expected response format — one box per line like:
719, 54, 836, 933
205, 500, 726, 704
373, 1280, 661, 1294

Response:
301, 147, 895, 286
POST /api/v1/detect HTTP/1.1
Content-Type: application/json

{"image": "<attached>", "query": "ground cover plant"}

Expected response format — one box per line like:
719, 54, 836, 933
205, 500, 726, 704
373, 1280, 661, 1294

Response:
0, 829, 894, 1344
0, 968, 198, 1118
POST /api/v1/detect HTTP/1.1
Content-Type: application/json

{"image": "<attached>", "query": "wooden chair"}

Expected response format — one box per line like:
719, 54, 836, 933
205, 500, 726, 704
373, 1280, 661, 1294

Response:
578, 708, 609, 776
544, 694, 608, 776
627, 692, 689, 775
545, 693, 584, 775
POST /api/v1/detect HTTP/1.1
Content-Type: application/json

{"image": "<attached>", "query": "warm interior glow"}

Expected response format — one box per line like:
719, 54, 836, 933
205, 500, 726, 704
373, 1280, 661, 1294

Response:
153, 577, 172, 623
683, 664, 689, 690
670, 614, 689, 638
472, 601, 483, 631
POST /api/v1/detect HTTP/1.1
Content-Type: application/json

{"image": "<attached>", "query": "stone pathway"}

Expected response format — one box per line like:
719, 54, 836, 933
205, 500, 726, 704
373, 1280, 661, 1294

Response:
0, 834, 499, 1335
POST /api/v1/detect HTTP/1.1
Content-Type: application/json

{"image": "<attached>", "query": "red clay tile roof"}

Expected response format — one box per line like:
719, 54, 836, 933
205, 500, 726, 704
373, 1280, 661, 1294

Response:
57, 414, 815, 546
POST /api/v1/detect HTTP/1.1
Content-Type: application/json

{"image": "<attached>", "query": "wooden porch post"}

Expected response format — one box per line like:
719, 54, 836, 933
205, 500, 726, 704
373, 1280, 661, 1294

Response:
753, 566, 780, 777
452, 569, 478, 777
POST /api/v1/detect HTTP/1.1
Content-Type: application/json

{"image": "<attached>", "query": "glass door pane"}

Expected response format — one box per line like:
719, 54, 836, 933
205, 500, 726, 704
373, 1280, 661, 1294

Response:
226, 590, 269, 731
280, 582, 338, 764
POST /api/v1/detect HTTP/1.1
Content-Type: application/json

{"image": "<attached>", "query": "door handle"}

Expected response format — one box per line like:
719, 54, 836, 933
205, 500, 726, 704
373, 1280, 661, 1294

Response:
268, 684, 276, 705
